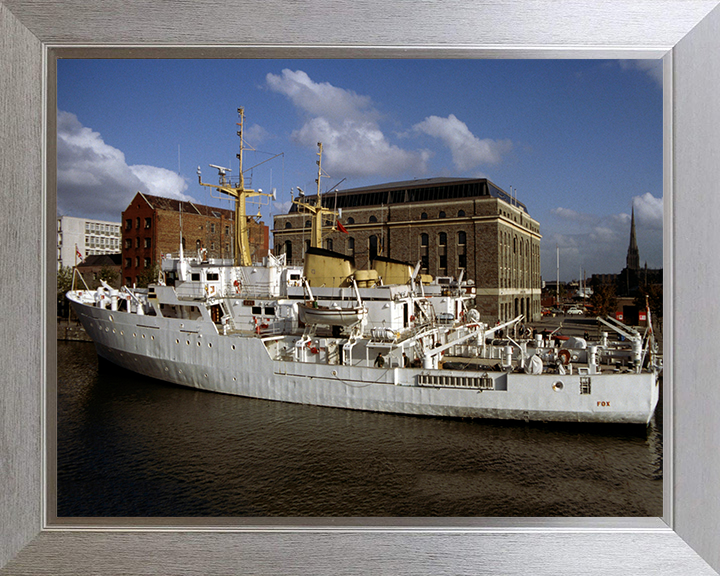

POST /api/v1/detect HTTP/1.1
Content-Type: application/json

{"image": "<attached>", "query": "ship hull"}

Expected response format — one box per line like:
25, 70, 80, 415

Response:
69, 298, 659, 425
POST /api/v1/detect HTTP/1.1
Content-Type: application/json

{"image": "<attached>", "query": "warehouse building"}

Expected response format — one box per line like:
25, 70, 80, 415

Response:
273, 177, 542, 323
121, 192, 269, 286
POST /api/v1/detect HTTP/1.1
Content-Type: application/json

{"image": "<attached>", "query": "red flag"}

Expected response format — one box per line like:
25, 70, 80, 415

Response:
337, 220, 348, 234
75, 245, 83, 261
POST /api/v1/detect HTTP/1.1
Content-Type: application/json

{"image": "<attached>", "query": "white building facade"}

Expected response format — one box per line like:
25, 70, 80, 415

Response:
57, 216, 121, 269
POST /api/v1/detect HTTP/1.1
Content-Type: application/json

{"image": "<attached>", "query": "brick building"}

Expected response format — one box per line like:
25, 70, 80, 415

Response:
273, 177, 542, 323
121, 192, 269, 286
76, 254, 122, 289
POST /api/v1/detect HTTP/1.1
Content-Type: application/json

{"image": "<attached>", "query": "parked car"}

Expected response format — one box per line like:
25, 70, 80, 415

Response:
566, 307, 584, 316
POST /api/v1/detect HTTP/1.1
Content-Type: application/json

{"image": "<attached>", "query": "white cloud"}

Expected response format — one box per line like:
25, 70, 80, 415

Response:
244, 123, 271, 145
633, 192, 663, 230
266, 69, 376, 123
413, 114, 512, 170
273, 200, 293, 214
57, 111, 193, 221
550, 207, 595, 223
542, 193, 663, 280
266, 69, 429, 178
618, 60, 663, 88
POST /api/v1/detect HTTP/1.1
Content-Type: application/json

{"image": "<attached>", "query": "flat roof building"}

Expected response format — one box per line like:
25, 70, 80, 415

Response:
57, 216, 121, 270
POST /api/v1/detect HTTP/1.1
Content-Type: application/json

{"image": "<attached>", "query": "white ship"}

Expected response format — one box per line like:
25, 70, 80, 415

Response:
66, 110, 662, 425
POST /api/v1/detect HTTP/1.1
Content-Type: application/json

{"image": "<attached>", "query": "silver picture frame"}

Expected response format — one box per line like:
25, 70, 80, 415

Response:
2, 1, 720, 574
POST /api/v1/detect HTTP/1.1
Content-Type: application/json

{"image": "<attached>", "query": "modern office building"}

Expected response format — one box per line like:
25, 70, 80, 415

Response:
273, 177, 542, 323
57, 215, 121, 269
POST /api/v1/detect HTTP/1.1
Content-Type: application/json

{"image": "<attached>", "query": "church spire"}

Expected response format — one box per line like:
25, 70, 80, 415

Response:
626, 206, 640, 271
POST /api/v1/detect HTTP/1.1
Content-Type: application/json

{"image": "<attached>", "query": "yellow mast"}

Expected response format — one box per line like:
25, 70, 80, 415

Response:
293, 142, 338, 249
197, 107, 273, 266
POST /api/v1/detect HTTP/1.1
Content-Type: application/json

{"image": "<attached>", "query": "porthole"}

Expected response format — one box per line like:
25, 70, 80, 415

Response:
120, 331, 124, 336
186, 340, 190, 345
231, 345, 236, 351
176, 339, 180, 344
197, 342, 201, 346
151, 335, 155, 341
109, 315, 114, 322
553, 381, 564, 392
233, 377, 237, 382
208, 342, 213, 348
142, 334, 146, 339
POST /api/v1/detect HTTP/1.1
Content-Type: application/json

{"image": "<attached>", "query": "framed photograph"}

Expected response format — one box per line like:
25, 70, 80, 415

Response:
2, 1, 720, 574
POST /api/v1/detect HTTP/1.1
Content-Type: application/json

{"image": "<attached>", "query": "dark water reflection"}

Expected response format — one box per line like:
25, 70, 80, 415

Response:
57, 341, 662, 517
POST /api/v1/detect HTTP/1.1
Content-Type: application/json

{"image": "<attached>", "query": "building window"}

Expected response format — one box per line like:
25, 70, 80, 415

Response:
439, 211, 446, 218
420, 233, 429, 272
144, 258, 151, 268
210, 223, 216, 234
369, 235, 378, 261
136, 217, 140, 229
439, 232, 447, 246
369, 215, 377, 223
226, 226, 230, 235
144, 217, 152, 229
305, 220, 311, 228
421, 212, 428, 220
144, 238, 151, 248
284, 240, 293, 262
125, 258, 131, 268
125, 277, 132, 285
211, 241, 215, 251
304, 240, 310, 253
347, 237, 355, 256
135, 238, 140, 248
135, 257, 139, 267
458, 210, 466, 217
347, 217, 355, 224
125, 219, 132, 230
326, 239, 333, 251
285, 222, 292, 229
458, 231, 466, 245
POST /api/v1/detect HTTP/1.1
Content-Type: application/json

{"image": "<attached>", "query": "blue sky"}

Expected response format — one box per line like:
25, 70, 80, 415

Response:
57, 59, 663, 281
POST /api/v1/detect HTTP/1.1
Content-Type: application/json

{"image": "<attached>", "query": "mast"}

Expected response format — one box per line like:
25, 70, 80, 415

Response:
197, 107, 273, 267
556, 244, 559, 306
293, 142, 337, 250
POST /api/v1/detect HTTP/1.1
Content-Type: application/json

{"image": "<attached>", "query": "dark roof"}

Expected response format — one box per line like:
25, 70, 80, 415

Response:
138, 193, 234, 219
78, 254, 122, 268
287, 177, 529, 214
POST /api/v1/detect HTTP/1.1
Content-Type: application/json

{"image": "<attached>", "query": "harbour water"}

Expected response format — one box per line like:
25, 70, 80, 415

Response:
57, 340, 662, 517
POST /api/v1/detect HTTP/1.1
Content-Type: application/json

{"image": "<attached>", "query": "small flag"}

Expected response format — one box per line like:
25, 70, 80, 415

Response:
75, 245, 83, 261
337, 221, 348, 234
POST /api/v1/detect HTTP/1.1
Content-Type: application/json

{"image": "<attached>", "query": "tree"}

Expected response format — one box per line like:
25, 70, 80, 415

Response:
57, 266, 74, 318
588, 283, 617, 318
634, 284, 663, 331
136, 263, 161, 288
98, 265, 118, 288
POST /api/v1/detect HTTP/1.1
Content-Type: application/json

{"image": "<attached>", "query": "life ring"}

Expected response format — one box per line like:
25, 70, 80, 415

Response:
558, 349, 572, 365
233, 279, 241, 293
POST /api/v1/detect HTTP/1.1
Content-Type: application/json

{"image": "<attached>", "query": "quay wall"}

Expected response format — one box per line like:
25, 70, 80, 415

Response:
57, 321, 93, 342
